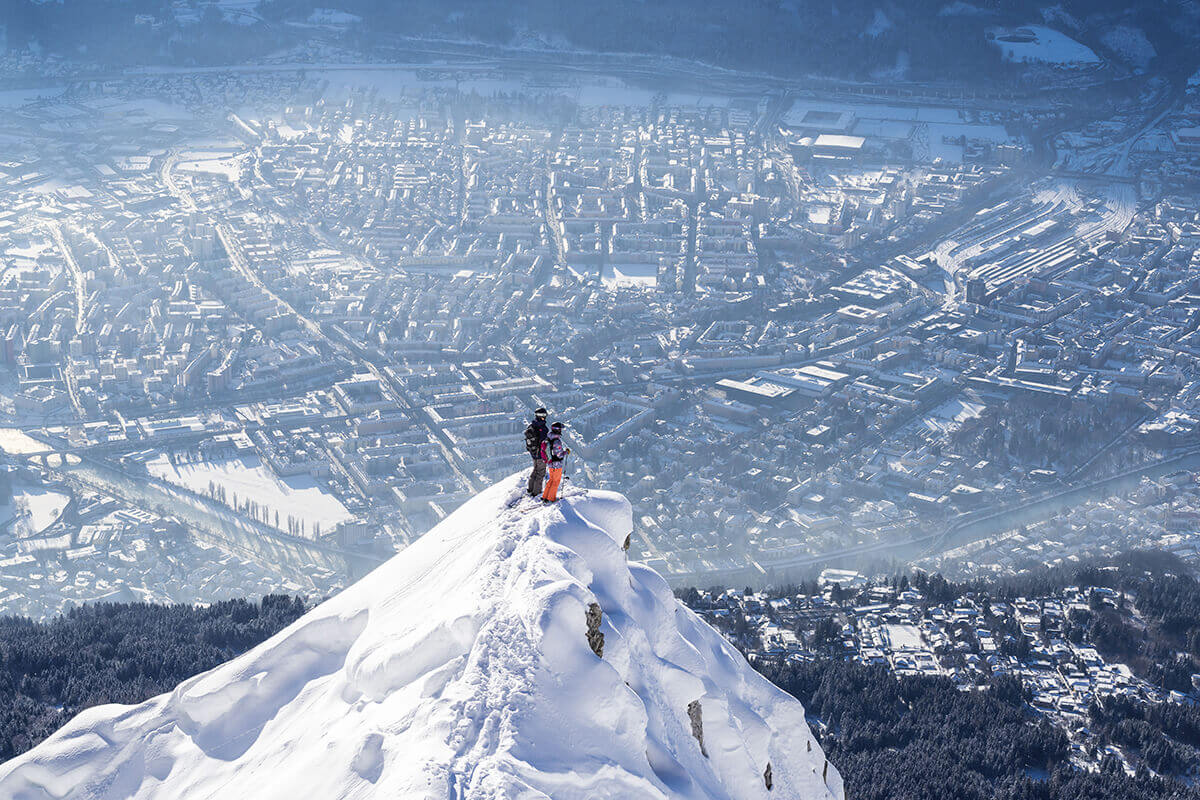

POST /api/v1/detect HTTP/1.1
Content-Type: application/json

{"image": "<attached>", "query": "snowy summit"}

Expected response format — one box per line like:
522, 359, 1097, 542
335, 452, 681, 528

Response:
0, 476, 843, 800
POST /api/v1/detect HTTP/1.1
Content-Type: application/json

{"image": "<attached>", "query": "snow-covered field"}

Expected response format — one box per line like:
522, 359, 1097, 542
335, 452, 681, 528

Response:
785, 99, 1016, 164
602, 262, 659, 288
18, 488, 68, 533
0, 486, 70, 537
924, 121, 1012, 162
989, 26, 1101, 66
0, 476, 843, 800
922, 398, 985, 434
0, 428, 51, 455
884, 624, 923, 651
146, 454, 351, 533
177, 154, 246, 181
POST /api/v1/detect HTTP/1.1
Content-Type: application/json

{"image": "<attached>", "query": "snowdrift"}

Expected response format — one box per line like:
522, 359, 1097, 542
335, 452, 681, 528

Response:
0, 476, 843, 800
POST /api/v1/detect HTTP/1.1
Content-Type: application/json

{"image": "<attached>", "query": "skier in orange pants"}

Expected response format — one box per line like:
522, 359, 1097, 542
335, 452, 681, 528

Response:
540, 422, 570, 503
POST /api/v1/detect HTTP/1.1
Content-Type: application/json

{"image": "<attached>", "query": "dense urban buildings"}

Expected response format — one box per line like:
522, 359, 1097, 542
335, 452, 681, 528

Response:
5, 4, 1200, 799
0, 18, 1199, 627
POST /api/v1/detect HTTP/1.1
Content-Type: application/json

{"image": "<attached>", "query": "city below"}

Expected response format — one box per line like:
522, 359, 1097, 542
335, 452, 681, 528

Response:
1, 30, 1200, 622
2, 3, 1200, 798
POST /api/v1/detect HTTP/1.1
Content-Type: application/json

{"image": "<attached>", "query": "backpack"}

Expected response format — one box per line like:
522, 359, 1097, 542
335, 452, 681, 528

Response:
525, 423, 542, 456
543, 436, 565, 464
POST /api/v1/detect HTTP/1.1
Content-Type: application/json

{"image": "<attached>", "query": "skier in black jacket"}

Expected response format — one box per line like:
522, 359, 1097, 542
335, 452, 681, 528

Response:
524, 407, 550, 496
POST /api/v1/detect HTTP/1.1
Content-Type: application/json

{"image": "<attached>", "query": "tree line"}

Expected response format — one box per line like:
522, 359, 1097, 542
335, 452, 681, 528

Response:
757, 658, 1200, 800
0, 596, 306, 761
681, 548, 1200, 797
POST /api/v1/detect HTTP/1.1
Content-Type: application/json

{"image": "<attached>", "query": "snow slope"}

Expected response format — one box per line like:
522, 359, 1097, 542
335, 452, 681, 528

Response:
989, 25, 1101, 66
0, 475, 842, 800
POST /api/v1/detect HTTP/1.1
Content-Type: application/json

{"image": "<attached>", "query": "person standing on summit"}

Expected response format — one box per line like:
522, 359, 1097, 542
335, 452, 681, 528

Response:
524, 407, 550, 496
540, 421, 570, 503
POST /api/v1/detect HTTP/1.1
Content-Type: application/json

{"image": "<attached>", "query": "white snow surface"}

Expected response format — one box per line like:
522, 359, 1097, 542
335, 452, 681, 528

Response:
145, 454, 351, 533
0, 475, 842, 800
989, 25, 1101, 66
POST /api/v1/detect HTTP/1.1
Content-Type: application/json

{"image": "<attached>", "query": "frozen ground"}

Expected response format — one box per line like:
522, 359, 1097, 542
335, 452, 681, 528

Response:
0, 476, 842, 800
146, 454, 351, 533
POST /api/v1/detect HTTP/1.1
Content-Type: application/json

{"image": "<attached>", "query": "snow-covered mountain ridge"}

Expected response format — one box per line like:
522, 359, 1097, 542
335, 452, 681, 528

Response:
0, 475, 843, 800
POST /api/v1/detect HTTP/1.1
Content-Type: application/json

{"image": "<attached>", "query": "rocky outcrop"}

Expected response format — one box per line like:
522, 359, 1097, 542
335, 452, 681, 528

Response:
687, 699, 708, 758
585, 602, 604, 658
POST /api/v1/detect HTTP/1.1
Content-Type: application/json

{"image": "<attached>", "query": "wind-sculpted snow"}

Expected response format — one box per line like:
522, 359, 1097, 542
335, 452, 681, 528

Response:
0, 475, 843, 800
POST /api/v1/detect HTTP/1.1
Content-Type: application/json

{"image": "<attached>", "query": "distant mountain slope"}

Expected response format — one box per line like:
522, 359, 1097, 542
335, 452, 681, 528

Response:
7, 0, 1199, 83
0, 476, 842, 800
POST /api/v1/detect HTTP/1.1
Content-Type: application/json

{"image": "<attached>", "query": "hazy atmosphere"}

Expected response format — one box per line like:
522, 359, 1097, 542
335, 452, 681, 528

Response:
2, 2, 1200, 799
